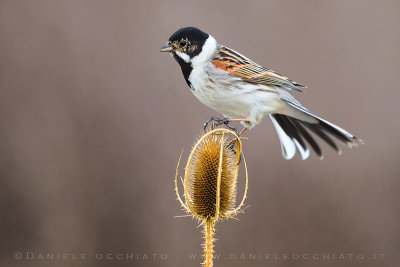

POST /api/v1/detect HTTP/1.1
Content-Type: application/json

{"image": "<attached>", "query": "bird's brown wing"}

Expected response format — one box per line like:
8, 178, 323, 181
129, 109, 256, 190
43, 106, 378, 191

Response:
212, 45, 306, 91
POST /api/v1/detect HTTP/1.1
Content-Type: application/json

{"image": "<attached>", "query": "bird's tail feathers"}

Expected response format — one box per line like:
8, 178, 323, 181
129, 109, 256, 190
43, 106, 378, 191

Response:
270, 108, 363, 160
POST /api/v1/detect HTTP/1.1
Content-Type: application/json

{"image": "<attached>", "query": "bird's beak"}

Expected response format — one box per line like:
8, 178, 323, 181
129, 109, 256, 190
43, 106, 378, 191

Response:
160, 42, 173, 52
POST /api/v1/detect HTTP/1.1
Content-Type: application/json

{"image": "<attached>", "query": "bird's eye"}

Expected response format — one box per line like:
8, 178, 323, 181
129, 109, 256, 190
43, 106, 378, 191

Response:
180, 40, 187, 47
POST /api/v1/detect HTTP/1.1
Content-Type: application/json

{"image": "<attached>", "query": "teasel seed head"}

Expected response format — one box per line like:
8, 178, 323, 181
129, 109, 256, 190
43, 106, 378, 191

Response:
175, 128, 248, 222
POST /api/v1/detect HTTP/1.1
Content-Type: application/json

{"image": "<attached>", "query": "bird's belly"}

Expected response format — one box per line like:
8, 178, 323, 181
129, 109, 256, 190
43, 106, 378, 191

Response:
192, 80, 280, 122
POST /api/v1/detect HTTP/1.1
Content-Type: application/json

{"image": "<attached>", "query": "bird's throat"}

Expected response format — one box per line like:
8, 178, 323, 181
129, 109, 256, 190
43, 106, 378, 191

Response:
173, 53, 193, 89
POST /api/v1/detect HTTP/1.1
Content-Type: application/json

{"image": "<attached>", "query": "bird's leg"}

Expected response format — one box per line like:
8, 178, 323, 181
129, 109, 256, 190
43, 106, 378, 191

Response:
224, 118, 250, 123
203, 117, 238, 134
203, 117, 252, 134
238, 127, 248, 137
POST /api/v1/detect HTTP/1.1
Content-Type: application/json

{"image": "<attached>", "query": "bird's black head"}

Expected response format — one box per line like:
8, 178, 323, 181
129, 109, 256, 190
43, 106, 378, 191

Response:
161, 27, 216, 88
160, 27, 209, 60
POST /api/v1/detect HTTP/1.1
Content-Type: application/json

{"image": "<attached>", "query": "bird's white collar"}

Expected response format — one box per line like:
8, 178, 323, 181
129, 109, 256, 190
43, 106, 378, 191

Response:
192, 35, 218, 66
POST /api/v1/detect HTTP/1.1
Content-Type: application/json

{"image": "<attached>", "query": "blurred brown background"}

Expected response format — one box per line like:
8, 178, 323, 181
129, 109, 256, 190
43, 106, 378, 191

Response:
0, 1, 399, 266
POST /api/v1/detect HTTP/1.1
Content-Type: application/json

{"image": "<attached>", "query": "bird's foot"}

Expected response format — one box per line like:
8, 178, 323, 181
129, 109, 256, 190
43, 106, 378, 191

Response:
203, 117, 238, 134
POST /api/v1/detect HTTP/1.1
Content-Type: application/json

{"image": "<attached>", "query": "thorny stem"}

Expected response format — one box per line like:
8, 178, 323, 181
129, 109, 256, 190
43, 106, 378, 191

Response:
203, 219, 216, 267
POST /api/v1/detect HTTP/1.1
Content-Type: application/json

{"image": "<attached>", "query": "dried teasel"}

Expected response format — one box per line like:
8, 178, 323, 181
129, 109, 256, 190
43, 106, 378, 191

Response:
175, 128, 248, 267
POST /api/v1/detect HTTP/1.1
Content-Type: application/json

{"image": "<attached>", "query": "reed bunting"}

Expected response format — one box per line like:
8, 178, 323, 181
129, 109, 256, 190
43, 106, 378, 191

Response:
161, 27, 362, 160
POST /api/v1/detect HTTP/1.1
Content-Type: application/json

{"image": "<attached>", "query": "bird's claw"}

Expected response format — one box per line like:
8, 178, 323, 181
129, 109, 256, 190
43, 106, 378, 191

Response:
203, 117, 238, 134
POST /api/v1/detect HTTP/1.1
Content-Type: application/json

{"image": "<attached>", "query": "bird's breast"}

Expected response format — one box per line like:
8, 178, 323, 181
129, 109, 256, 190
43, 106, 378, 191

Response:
188, 64, 208, 91
188, 64, 249, 117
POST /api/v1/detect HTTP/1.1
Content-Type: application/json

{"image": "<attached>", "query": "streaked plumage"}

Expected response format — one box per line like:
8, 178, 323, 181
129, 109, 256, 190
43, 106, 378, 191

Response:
161, 27, 362, 160
213, 46, 306, 91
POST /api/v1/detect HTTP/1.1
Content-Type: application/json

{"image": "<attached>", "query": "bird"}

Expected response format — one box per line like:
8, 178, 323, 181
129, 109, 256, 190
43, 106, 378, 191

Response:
160, 27, 362, 160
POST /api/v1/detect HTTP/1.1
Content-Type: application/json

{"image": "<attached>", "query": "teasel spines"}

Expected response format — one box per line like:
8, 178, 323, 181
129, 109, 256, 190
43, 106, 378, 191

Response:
175, 128, 248, 222
186, 133, 237, 219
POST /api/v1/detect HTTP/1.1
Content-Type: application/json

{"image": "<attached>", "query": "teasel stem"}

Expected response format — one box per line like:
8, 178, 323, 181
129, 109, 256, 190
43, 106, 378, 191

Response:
175, 128, 249, 267
203, 219, 215, 267
202, 134, 224, 267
